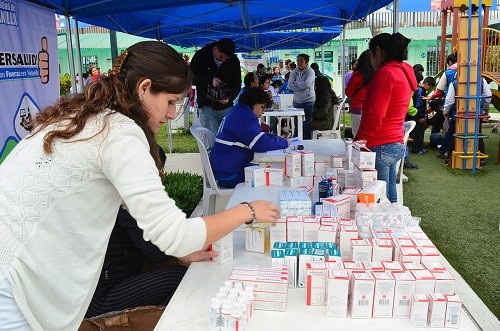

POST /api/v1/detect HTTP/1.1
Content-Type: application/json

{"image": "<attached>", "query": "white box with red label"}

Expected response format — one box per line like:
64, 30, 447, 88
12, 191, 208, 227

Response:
339, 225, 359, 260
265, 167, 284, 186
349, 272, 375, 318
210, 233, 233, 264
418, 247, 441, 262
323, 195, 351, 220
244, 165, 266, 187
371, 239, 393, 262
422, 261, 446, 272
371, 271, 396, 318
351, 238, 373, 262
410, 294, 429, 327
352, 140, 376, 170
303, 216, 320, 242
305, 261, 327, 306
411, 269, 436, 295
399, 247, 421, 263
431, 270, 456, 295
286, 216, 304, 242
301, 151, 315, 177
317, 224, 337, 243
285, 151, 302, 178
445, 294, 462, 328
428, 293, 447, 328
392, 271, 416, 318
270, 217, 287, 248
326, 269, 350, 317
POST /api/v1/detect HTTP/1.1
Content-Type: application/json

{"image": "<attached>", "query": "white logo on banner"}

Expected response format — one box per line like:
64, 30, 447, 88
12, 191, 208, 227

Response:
14, 93, 40, 139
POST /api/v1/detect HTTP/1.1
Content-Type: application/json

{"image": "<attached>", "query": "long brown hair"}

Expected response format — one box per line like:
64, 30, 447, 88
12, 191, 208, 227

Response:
30, 41, 193, 172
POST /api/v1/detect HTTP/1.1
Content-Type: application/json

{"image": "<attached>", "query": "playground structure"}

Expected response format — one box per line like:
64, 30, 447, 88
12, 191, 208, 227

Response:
439, 0, 500, 172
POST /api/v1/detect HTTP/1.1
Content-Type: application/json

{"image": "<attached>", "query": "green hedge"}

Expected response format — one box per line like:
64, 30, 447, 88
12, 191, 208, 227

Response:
163, 171, 203, 217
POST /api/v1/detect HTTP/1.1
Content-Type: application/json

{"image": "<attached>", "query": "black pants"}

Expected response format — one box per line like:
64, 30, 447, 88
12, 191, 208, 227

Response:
86, 265, 187, 318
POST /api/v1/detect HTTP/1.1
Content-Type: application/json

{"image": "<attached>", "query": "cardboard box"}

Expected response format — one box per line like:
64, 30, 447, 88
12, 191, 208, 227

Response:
284, 248, 298, 288
253, 300, 286, 312
271, 249, 285, 266
286, 216, 304, 242
399, 247, 421, 263
371, 271, 395, 318
422, 261, 446, 272
301, 151, 315, 177
431, 271, 456, 295
326, 270, 350, 317
418, 247, 441, 262
401, 261, 425, 271
298, 248, 313, 288
339, 225, 359, 260
331, 154, 343, 168
371, 239, 393, 262
428, 293, 447, 327
210, 233, 233, 264
382, 261, 403, 272
344, 138, 354, 170
314, 161, 326, 176
392, 271, 416, 318
357, 180, 387, 204
350, 239, 373, 262
303, 216, 320, 242
352, 140, 376, 170
445, 294, 462, 328
349, 272, 375, 318
245, 223, 270, 253
342, 188, 362, 216
265, 167, 284, 186
353, 165, 378, 189
229, 274, 288, 293
317, 225, 337, 243
322, 195, 351, 220
270, 217, 287, 248
411, 270, 436, 295
244, 165, 266, 187
410, 294, 429, 327
285, 151, 302, 178
305, 261, 327, 306
361, 261, 384, 271
342, 261, 364, 278
79, 306, 165, 331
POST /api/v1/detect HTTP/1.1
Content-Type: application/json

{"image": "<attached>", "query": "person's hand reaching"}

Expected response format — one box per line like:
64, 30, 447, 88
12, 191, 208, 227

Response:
247, 200, 280, 224
178, 249, 219, 266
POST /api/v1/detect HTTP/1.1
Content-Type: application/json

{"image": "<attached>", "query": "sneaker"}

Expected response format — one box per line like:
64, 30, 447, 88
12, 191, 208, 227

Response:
480, 160, 486, 167
436, 153, 446, 159
404, 161, 419, 169
415, 149, 428, 155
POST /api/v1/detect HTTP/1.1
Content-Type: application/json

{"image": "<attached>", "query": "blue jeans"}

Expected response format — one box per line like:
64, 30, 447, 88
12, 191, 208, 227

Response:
199, 106, 231, 134
292, 101, 314, 137
439, 119, 455, 156
371, 143, 405, 203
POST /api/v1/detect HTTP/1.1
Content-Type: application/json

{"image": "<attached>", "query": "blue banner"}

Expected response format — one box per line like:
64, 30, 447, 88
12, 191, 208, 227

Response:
0, 0, 59, 163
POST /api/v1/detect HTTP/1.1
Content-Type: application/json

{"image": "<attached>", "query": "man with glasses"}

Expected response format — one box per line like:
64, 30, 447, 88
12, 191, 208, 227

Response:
190, 38, 242, 134
287, 54, 316, 134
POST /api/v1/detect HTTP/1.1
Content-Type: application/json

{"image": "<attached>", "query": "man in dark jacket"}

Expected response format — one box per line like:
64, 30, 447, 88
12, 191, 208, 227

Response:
190, 38, 241, 133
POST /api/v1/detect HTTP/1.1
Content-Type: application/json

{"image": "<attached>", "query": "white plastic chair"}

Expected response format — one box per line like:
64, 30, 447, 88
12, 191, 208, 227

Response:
396, 120, 416, 204
313, 98, 347, 140
190, 125, 234, 216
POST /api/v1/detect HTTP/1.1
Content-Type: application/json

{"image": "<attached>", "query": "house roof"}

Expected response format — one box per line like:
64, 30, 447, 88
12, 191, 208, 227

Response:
333, 28, 373, 41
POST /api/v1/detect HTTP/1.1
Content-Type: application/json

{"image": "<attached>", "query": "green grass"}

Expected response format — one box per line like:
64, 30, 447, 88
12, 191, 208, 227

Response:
403, 129, 500, 318
156, 126, 199, 153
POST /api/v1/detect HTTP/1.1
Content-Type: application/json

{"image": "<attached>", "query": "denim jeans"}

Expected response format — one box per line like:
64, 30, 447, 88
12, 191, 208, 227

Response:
371, 143, 405, 203
439, 119, 455, 156
292, 101, 314, 137
199, 106, 231, 134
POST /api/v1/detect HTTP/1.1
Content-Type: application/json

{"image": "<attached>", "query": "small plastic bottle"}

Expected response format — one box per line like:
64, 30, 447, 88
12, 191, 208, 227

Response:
224, 280, 233, 290
220, 299, 234, 331
216, 291, 227, 300
208, 298, 222, 331
230, 303, 243, 331
237, 295, 248, 330
233, 282, 244, 292
227, 292, 238, 301
243, 287, 254, 319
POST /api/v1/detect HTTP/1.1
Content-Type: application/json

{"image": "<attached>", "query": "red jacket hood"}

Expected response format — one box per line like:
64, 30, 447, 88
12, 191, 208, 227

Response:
383, 61, 418, 92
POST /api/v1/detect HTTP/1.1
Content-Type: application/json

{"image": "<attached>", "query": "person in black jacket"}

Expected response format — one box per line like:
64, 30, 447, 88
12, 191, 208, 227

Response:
86, 147, 215, 318
190, 38, 242, 134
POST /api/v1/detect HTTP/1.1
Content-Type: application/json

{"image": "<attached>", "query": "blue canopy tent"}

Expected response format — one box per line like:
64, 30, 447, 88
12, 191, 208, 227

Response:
27, 0, 392, 51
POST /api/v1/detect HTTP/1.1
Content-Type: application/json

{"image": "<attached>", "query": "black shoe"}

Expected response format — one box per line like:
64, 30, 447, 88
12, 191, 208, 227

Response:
436, 153, 446, 159
480, 160, 486, 167
404, 161, 419, 169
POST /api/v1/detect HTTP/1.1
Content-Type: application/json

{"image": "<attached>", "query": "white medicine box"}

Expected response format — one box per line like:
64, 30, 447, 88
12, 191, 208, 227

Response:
244, 165, 266, 187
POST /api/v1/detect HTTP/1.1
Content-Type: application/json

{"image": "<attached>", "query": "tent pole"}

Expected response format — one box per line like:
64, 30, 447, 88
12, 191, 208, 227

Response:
65, 14, 77, 94
72, 18, 84, 92
321, 44, 325, 73
109, 30, 118, 64
393, 0, 400, 33
340, 25, 346, 134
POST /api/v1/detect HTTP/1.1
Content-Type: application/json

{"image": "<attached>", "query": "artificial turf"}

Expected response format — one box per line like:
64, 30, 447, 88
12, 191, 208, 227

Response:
403, 129, 500, 318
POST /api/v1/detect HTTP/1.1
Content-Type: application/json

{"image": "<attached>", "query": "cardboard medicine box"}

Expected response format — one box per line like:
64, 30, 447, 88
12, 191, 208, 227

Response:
392, 271, 416, 318
371, 271, 396, 318
349, 272, 375, 318
351, 141, 376, 170
210, 233, 233, 264
410, 294, 429, 327
428, 293, 447, 328
326, 269, 350, 317
445, 294, 462, 328
245, 223, 270, 253
285, 151, 302, 178
305, 261, 327, 306
244, 165, 266, 187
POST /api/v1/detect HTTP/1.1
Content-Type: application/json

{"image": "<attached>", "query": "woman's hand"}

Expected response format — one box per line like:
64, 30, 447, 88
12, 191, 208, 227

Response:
248, 200, 280, 223
178, 249, 219, 266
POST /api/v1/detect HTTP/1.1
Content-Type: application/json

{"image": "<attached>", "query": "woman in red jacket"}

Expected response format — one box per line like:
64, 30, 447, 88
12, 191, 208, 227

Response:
355, 33, 417, 203
346, 50, 374, 137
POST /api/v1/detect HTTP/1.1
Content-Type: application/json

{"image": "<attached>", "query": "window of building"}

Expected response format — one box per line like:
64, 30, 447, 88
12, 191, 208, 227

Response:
82, 55, 99, 74
337, 45, 358, 75
426, 46, 438, 77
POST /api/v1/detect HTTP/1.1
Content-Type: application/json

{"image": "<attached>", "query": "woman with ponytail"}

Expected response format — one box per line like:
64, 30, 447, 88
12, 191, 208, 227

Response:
0, 41, 280, 330
355, 33, 418, 203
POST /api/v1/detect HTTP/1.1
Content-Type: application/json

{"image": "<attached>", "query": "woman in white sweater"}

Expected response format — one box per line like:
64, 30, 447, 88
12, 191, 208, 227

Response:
0, 41, 279, 331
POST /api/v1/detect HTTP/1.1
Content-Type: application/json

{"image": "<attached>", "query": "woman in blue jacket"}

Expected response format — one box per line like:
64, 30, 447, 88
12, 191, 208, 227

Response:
210, 87, 289, 188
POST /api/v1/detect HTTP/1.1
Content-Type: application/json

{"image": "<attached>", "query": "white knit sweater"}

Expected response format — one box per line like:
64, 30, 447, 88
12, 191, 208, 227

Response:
0, 110, 207, 330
